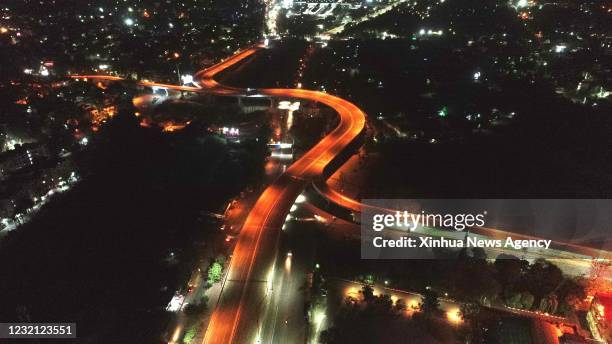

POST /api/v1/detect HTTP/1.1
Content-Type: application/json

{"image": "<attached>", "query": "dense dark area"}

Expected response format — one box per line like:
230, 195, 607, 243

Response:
321, 289, 456, 343
311, 226, 585, 340
297, 39, 612, 199
1, 0, 611, 342
0, 104, 267, 343
218, 40, 308, 89
367, 82, 612, 198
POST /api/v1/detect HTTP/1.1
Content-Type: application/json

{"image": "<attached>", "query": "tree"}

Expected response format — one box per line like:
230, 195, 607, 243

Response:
521, 292, 535, 310
182, 326, 197, 343
394, 298, 407, 313
460, 303, 481, 322
557, 278, 586, 312
506, 291, 534, 310
420, 289, 441, 316
207, 262, 223, 285
539, 294, 559, 314
452, 257, 500, 304
524, 259, 563, 301
494, 255, 528, 294
360, 285, 375, 302
459, 303, 482, 342
321, 287, 451, 343
471, 247, 487, 260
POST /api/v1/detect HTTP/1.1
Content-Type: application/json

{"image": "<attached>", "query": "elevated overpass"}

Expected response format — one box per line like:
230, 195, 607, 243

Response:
69, 43, 610, 344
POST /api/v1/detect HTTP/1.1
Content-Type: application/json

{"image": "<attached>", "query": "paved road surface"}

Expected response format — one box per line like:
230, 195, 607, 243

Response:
194, 46, 366, 344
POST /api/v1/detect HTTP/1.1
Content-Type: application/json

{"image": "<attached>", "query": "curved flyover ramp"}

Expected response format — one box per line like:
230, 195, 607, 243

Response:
196, 47, 366, 344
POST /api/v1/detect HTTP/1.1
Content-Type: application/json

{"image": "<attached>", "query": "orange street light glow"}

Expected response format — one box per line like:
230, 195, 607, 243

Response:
447, 309, 462, 323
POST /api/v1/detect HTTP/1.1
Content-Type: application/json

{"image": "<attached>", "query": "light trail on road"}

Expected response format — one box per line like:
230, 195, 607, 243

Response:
70, 43, 611, 343
315, 177, 612, 260
195, 46, 366, 344
68, 75, 203, 93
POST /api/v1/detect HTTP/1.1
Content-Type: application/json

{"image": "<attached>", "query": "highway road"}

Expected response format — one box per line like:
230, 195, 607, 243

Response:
70, 44, 610, 343
312, 177, 612, 261
70, 46, 357, 343
302, 200, 611, 281
195, 46, 366, 344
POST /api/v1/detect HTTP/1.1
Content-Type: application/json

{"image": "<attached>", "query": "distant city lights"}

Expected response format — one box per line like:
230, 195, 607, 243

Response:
418, 29, 443, 37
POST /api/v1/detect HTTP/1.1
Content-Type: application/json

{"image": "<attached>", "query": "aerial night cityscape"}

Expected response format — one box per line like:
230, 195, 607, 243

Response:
0, 0, 611, 343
